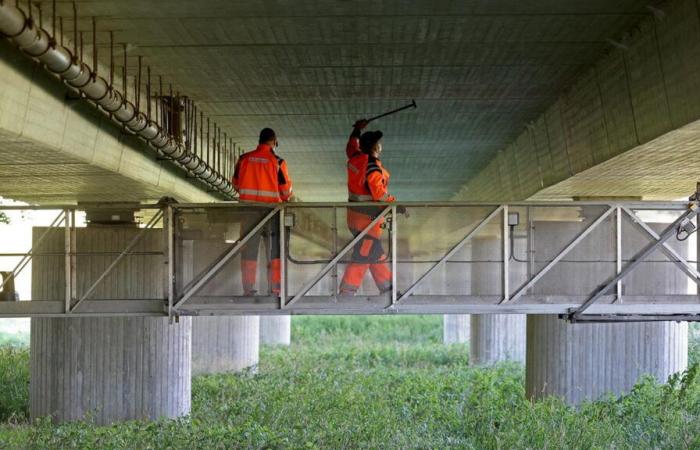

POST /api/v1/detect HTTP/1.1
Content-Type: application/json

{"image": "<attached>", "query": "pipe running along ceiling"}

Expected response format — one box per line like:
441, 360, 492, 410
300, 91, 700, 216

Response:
0, 1, 234, 198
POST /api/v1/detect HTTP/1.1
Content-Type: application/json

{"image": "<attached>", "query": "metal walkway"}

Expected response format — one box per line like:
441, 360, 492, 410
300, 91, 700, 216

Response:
1, 201, 699, 322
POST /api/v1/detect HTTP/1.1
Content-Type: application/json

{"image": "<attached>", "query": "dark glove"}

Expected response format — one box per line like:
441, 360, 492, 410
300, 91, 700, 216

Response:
353, 119, 369, 130
396, 205, 408, 216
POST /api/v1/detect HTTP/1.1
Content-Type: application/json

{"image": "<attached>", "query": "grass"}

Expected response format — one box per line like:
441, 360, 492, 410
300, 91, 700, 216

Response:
0, 318, 699, 448
0, 334, 27, 348
0, 346, 29, 423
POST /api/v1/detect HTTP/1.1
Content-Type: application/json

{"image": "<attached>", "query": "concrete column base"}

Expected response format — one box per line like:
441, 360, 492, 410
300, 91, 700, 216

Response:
260, 316, 291, 346
526, 315, 688, 405
443, 315, 470, 344
192, 316, 260, 375
30, 317, 191, 424
470, 314, 526, 365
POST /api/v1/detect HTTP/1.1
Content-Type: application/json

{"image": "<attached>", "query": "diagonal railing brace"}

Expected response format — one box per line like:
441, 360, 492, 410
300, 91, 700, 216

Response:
0, 210, 65, 292
392, 206, 503, 306
173, 207, 280, 309
621, 206, 700, 286
504, 206, 615, 304
71, 210, 164, 312
285, 207, 391, 308
570, 205, 699, 319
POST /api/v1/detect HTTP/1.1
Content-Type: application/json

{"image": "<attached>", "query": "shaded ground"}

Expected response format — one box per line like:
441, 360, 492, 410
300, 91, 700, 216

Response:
0, 317, 699, 449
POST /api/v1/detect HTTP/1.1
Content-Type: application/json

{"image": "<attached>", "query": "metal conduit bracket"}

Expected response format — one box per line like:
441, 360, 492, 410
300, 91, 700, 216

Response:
100, 89, 124, 114
0, 1, 235, 198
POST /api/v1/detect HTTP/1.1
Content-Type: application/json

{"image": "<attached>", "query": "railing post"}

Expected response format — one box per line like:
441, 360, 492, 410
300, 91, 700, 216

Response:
332, 207, 339, 295
64, 208, 72, 313
166, 205, 175, 319
526, 206, 534, 295
616, 206, 622, 302
391, 205, 397, 305
502, 205, 510, 303
279, 206, 286, 309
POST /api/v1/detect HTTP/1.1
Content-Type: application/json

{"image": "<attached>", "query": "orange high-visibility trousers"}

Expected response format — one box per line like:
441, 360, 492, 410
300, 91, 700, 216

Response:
340, 211, 392, 294
240, 215, 282, 295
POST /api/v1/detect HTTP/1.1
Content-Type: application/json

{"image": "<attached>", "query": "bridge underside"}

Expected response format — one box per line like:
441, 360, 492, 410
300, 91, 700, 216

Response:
0, 40, 218, 204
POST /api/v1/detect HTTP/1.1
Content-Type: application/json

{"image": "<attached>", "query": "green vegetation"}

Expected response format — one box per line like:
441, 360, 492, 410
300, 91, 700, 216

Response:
0, 333, 27, 348
0, 346, 28, 423
0, 318, 699, 448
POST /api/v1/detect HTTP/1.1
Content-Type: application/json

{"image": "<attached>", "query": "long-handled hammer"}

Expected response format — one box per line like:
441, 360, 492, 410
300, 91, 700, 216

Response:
365, 99, 417, 123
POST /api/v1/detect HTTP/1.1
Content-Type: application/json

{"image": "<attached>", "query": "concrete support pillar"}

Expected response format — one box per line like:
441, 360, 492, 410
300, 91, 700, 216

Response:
30, 317, 191, 424
443, 314, 470, 343
29, 225, 191, 424
192, 316, 260, 374
183, 230, 261, 374
470, 236, 526, 365
471, 314, 526, 364
526, 315, 687, 404
260, 316, 291, 346
526, 220, 689, 404
442, 242, 470, 344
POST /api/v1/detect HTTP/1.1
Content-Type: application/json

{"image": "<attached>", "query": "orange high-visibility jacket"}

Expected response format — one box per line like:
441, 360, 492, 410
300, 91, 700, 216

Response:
346, 133, 395, 204
233, 144, 293, 203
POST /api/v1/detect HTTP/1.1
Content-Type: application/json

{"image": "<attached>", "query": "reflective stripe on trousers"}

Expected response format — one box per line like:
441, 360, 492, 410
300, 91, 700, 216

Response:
239, 188, 281, 199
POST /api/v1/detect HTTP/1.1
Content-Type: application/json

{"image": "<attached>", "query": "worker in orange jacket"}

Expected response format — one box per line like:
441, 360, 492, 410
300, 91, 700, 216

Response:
339, 119, 399, 295
232, 127, 293, 296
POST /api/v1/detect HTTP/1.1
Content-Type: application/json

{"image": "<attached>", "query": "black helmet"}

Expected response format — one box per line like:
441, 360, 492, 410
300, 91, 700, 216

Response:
359, 130, 383, 153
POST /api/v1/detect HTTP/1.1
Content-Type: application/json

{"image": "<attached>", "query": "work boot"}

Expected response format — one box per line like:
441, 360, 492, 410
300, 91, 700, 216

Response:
338, 289, 356, 297
379, 285, 393, 295
243, 289, 257, 297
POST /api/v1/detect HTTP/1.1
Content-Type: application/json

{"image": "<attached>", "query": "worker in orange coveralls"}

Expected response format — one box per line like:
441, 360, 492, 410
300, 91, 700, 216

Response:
339, 119, 404, 295
233, 127, 293, 296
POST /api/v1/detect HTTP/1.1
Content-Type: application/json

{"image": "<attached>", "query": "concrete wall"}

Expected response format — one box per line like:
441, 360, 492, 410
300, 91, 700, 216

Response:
455, 0, 700, 201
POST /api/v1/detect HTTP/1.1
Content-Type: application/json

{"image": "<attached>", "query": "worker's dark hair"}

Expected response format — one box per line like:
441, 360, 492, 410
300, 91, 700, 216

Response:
259, 128, 276, 144
360, 131, 383, 153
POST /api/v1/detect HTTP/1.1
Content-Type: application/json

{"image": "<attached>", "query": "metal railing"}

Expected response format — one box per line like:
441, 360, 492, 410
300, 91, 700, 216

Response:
0, 204, 166, 317
1, 201, 699, 322
167, 200, 700, 322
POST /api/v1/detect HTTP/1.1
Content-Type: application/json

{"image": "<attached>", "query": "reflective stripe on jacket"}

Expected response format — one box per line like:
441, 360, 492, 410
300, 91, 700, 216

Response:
233, 144, 293, 203
346, 133, 395, 205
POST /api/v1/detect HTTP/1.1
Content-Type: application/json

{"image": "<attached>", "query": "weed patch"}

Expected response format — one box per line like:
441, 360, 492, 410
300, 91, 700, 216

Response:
0, 317, 699, 448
